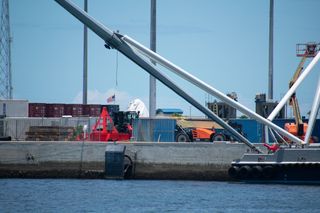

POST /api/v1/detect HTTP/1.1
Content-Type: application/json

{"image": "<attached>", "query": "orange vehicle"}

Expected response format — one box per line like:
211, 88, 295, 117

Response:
175, 125, 216, 142
284, 123, 308, 141
191, 128, 216, 142
174, 118, 240, 142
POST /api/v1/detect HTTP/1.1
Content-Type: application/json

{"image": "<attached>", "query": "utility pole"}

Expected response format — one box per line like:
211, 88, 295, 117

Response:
0, 0, 12, 99
149, 0, 156, 117
82, 0, 88, 104
268, 0, 274, 100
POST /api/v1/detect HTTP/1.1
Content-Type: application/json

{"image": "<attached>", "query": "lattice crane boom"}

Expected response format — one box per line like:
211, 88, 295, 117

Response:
0, 0, 12, 99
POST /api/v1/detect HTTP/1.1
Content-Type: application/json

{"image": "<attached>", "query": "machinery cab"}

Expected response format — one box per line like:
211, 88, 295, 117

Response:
113, 110, 139, 133
89, 107, 139, 142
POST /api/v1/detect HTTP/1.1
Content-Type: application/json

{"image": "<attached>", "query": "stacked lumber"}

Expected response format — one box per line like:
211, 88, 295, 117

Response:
25, 126, 75, 141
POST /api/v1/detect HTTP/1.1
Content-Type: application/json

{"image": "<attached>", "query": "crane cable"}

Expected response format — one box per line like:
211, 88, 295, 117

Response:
115, 50, 119, 88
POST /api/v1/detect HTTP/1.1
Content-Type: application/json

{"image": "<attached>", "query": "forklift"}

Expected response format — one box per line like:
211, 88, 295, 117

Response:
89, 107, 139, 142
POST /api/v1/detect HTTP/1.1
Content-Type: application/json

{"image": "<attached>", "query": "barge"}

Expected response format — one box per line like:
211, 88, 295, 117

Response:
228, 145, 320, 184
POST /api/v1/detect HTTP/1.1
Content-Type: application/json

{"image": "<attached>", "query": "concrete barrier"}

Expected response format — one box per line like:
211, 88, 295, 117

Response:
0, 141, 265, 180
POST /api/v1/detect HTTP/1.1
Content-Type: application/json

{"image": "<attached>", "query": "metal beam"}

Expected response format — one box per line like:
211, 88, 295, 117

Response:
268, 51, 320, 121
54, 0, 262, 153
268, 0, 274, 100
7, 0, 12, 99
149, 0, 156, 117
82, 0, 88, 104
304, 76, 320, 144
122, 35, 304, 144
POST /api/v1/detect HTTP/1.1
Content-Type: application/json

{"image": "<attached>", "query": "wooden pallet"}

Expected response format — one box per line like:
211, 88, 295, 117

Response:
25, 126, 75, 141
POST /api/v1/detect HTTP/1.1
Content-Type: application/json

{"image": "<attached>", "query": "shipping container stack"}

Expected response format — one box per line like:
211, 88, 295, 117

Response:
83, 104, 100, 117
28, 103, 119, 118
28, 103, 46, 117
64, 104, 83, 117
45, 104, 65, 117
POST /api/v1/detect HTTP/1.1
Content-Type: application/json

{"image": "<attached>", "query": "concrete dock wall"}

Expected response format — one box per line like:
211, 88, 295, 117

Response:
0, 141, 265, 180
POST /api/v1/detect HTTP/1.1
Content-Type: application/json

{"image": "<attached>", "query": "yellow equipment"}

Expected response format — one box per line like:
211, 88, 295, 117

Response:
285, 43, 319, 142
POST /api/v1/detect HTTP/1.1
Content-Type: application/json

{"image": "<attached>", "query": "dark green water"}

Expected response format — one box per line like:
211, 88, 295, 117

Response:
1, 179, 319, 212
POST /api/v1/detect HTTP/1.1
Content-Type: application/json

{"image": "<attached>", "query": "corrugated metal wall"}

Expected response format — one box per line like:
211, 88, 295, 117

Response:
229, 119, 263, 143
230, 118, 320, 143
0, 100, 28, 117
133, 118, 176, 142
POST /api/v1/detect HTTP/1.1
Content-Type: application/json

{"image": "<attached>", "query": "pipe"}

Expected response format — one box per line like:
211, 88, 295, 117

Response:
304, 76, 320, 144
149, 0, 157, 118
264, 126, 270, 144
268, 51, 320, 121
119, 39, 260, 152
55, 0, 121, 47
272, 128, 289, 146
82, 0, 88, 104
122, 35, 304, 144
268, 0, 274, 100
54, 0, 262, 153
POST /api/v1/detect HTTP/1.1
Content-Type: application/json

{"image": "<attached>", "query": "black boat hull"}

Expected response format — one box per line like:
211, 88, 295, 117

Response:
228, 147, 320, 184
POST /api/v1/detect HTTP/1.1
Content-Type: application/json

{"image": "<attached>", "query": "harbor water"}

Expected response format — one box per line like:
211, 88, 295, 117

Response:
1, 179, 320, 212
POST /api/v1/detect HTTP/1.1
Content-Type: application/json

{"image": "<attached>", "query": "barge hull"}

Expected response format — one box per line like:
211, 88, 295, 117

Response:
228, 147, 320, 184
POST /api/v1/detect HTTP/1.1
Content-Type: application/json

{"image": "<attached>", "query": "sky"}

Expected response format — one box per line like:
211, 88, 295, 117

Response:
9, 0, 320, 117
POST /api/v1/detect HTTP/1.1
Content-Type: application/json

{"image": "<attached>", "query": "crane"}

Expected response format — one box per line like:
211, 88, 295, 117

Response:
54, 0, 320, 152
285, 43, 319, 142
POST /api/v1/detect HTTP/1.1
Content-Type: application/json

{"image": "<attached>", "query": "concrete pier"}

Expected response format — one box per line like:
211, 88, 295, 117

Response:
0, 141, 265, 180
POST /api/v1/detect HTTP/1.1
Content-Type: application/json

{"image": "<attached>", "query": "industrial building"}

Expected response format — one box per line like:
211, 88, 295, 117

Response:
206, 93, 237, 119
255, 93, 285, 119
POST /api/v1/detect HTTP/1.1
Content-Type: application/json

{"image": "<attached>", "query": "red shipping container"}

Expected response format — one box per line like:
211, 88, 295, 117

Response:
29, 103, 46, 117
82, 104, 90, 116
72, 104, 83, 117
83, 104, 100, 117
45, 104, 65, 117
64, 104, 73, 116
64, 104, 83, 117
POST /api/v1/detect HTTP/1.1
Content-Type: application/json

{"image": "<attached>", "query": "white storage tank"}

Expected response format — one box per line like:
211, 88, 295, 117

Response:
0, 99, 29, 117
